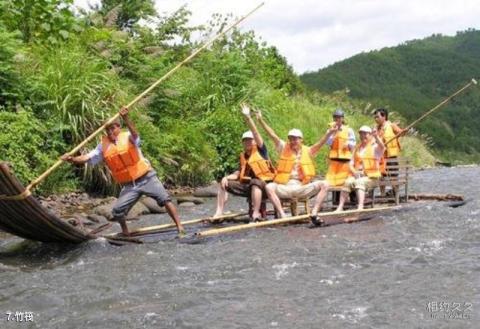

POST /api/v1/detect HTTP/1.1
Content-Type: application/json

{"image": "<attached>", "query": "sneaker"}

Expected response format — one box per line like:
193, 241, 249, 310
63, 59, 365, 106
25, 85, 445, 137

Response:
310, 214, 323, 226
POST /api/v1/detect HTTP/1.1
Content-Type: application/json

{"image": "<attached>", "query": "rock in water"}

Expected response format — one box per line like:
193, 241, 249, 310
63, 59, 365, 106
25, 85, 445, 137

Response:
94, 198, 149, 220
94, 205, 114, 220
179, 202, 196, 207
126, 202, 150, 219
87, 214, 107, 223
193, 182, 218, 198
176, 196, 204, 205
140, 197, 166, 214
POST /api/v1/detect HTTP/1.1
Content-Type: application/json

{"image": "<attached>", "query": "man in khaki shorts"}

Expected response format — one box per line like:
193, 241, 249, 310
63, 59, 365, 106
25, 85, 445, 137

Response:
213, 104, 275, 221
256, 111, 336, 219
335, 126, 385, 211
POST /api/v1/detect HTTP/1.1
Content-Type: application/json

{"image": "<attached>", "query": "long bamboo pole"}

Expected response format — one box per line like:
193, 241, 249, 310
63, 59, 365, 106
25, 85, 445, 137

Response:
4, 3, 265, 198
195, 206, 397, 237
384, 78, 478, 146
103, 212, 247, 237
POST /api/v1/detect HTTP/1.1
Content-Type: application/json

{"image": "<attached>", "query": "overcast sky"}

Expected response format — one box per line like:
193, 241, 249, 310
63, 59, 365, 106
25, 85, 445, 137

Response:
75, 0, 480, 74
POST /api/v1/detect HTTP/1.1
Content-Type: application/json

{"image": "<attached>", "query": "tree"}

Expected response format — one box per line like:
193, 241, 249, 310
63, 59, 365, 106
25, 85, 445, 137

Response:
99, 0, 156, 31
0, 0, 80, 44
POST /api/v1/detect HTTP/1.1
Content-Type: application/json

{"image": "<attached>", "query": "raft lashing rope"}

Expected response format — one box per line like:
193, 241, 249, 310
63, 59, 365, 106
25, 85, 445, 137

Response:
0, 163, 95, 243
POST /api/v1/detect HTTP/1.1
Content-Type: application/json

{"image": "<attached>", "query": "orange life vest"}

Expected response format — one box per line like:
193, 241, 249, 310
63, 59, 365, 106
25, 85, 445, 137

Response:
380, 121, 401, 157
328, 123, 353, 160
102, 132, 151, 184
239, 146, 275, 182
326, 160, 350, 186
353, 141, 381, 179
274, 144, 315, 185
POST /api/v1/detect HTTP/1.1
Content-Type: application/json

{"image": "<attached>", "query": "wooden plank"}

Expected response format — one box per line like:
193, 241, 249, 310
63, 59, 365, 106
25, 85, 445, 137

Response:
194, 206, 398, 237
104, 212, 247, 238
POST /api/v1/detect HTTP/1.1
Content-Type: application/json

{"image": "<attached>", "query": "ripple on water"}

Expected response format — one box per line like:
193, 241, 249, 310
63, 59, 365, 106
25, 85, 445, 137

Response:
272, 262, 298, 280
332, 306, 369, 324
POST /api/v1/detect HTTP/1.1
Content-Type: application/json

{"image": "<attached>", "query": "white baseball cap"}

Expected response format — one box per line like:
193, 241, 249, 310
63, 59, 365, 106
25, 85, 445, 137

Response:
242, 130, 254, 140
287, 128, 303, 138
358, 125, 372, 133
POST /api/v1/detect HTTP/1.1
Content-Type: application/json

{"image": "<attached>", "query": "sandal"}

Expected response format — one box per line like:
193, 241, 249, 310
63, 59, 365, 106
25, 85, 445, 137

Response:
310, 214, 323, 226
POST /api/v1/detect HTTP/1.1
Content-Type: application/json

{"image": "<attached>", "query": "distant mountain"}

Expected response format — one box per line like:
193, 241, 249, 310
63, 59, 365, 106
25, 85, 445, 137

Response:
301, 29, 480, 163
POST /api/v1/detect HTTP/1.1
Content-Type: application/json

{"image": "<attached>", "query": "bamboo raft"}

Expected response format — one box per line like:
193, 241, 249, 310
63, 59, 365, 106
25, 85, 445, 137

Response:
0, 163, 96, 243
0, 161, 467, 245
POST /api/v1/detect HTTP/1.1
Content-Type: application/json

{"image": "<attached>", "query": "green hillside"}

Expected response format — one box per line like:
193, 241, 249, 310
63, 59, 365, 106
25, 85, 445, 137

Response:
301, 29, 480, 163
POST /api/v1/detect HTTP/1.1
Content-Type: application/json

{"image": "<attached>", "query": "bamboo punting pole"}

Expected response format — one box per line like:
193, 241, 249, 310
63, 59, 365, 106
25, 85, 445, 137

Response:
384, 78, 478, 146
104, 212, 248, 237
0, 3, 265, 199
195, 206, 398, 237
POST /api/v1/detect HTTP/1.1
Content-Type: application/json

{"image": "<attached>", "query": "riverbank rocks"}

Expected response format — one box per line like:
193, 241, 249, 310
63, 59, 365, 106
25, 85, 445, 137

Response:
87, 214, 108, 223
176, 196, 204, 205
193, 182, 218, 198
140, 197, 166, 214
93, 199, 150, 220
178, 202, 196, 207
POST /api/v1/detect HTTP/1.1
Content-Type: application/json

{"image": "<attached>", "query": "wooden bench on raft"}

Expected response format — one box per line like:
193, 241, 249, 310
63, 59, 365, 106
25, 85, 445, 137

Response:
328, 157, 411, 207
280, 198, 310, 216
376, 156, 411, 205
249, 198, 310, 218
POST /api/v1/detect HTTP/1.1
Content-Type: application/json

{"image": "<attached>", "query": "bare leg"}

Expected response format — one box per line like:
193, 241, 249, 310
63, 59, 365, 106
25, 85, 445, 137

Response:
251, 185, 262, 219
118, 218, 130, 236
311, 182, 329, 216
380, 185, 386, 197
266, 183, 286, 218
357, 189, 366, 210
213, 186, 228, 217
335, 191, 349, 212
165, 201, 185, 233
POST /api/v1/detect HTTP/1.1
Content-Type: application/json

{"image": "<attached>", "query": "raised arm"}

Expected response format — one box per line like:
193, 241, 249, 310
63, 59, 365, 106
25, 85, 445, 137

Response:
310, 126, 338, 157
119, 106, 139, 141
255, 109, 282, 149
241, 103, 263, 147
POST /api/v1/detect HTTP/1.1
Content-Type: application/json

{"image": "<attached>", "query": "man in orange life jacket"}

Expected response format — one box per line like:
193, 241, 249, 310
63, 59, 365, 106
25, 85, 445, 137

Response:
335, 126, 385, 212
373, 108, 405, 196
325, 109, 356, 187
61, 107, 185, 236
213, 104, 275, 221
256, 111, 336, 219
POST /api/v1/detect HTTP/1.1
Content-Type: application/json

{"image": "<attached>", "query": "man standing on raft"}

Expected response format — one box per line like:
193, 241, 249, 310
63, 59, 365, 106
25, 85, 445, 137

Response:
62, 107, 185, 236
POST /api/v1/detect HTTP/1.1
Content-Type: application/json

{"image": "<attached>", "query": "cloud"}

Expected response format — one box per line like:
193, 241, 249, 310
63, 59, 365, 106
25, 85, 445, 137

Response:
74, 0, 480, 73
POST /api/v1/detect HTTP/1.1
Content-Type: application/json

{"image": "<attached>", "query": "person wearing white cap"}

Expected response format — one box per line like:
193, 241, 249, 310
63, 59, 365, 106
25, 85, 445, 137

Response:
213, 104, 275, 221
256, 110, 336, 218
335, 125, 385, 212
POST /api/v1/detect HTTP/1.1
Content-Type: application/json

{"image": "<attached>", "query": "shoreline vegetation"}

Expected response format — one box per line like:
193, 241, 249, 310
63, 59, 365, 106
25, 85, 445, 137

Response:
1, 1, 438, 198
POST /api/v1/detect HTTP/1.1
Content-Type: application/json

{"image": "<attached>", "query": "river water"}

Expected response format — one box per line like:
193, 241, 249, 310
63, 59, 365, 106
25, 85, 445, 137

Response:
0, 167, 478, 328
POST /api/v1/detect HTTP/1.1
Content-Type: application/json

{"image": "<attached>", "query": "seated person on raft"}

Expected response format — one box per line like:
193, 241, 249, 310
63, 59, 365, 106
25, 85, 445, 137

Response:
61, 107, 185, 236
256, 111, 337, 219
213, 104, 275, 222
335, 125, 385, 211
325, 108, 356, 187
